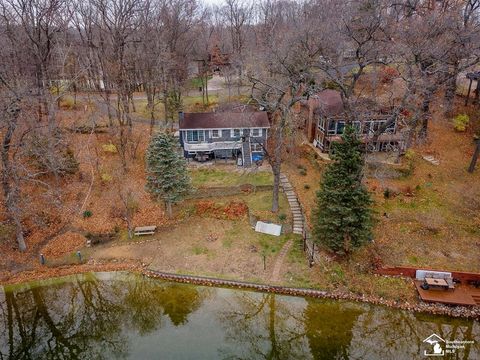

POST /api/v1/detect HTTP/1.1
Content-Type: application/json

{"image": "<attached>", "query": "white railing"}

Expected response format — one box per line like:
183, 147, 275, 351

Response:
183, 141, 242, 152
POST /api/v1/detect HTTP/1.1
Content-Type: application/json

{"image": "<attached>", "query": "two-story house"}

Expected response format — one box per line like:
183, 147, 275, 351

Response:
301, 90, 405, 153
179, 111, 270, 167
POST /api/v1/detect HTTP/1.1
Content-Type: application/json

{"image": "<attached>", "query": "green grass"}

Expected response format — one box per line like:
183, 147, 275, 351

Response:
133, 99, 165, 120
192, 246, 209, 255
258, 233, 289, 254
183, 95, 219, 110
189, 76, 212, 89
222, 238, 233, 248
190, 168, 273, 187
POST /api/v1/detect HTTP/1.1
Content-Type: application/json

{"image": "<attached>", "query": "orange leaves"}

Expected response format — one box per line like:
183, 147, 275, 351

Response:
194, 200, 248, 220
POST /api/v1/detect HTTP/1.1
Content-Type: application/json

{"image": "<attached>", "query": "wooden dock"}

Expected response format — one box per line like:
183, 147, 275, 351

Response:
414, 281, 480, 306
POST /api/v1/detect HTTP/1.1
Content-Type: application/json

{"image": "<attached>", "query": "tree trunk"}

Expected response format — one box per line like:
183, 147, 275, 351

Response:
468, 139, 480, 173
419, 85, 436, 139
129, 93, 136, 113
271, 122, 284, 213
1, 100, 26, 251
205, 75, 209, 105
444, 63, 459, 117
105, 89, 113, 126
146, 86, 155, 134
166, 201, 173, 218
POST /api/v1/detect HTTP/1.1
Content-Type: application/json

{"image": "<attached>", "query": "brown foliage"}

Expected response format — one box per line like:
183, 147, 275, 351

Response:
41, 231, 87, 258
194, 200, 248, 220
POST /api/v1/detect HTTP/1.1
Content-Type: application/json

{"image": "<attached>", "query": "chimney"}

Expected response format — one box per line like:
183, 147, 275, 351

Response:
178, 111, 184, 125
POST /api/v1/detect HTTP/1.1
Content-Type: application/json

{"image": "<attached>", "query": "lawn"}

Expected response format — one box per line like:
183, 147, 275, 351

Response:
190, 167, 273, 187
90, 189, 294, 282
183, 95, 219, 112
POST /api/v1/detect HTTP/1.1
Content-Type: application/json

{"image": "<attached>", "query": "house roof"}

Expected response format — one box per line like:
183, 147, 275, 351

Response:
309, 89, 344, 116
179, 112, 270, 130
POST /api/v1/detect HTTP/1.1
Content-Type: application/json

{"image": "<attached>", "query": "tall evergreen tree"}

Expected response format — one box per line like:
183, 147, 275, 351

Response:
312, 126, 373, 256
146, 132, 191, 218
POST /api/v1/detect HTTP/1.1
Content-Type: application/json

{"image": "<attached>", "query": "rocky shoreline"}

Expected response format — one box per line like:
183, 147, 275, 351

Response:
1, 265, 478, 319
142, 269, 480, 320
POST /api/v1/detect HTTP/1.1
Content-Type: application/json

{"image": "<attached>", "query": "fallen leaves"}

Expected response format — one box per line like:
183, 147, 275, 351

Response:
195, 200, 248, 220
41, 231, 87, 258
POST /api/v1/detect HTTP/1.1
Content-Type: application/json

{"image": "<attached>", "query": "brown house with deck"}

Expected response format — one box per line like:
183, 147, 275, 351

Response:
301, 90, 405, 153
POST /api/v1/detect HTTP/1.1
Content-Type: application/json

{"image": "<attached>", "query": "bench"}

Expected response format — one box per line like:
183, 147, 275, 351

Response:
134, 226, 157, 236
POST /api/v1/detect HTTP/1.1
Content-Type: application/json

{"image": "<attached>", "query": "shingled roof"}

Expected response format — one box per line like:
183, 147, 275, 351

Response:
310, 89, 344, 116
179, 111, 270, 130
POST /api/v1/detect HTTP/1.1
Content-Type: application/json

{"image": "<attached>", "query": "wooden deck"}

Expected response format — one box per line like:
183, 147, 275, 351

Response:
414, 281, 480, 306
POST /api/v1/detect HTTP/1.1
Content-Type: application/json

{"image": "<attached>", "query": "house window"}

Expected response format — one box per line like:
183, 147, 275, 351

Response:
385, 122, 396, 133
372, 121, 386, 133
319, 118, 326, 131
231, 128, 241, 138
186, 130, 205, 142
337, 121, 346, 135
211, 129, 220, 138
251, 128, 261, 137
353, 121, 361, 133
251, 143, 263, 152
362, 121, 372, 135
327, 120, 336, 135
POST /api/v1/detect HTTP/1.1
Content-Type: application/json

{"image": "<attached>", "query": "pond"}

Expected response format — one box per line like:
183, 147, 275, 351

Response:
0, 272, 478, 359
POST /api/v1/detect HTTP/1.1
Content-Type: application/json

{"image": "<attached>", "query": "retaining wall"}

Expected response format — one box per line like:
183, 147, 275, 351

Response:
142, 269, 480, 318
186, 184, 273, 199
143, 269, 328, 298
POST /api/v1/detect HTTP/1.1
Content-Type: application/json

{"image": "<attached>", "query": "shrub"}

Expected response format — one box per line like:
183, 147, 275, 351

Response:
102, 143, 117, 153
404, 149, 416, 160
304, 184, 310, 190
82, 210, 92, 218
322, 79, 340, 90
453, 114, 469, 132
299, 169, 307, 176
278, 213, 287, 221
380, 66, 399, 84
101, 173, 112, 182
59, 96, 75, 110
63, 148, 79, 174
383, 188, 391, 199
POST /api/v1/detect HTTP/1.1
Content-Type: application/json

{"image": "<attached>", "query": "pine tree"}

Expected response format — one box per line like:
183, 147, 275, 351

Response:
312, 126, 373, 256
146, 132, 191, 218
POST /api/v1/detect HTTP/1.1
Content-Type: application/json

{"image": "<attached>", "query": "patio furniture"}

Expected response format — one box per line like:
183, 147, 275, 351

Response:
424, 277, 449, 290
134, 226, 157, 236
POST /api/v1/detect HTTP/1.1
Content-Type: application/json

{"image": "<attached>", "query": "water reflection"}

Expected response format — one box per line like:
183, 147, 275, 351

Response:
0, 273, 478, 360
0, 273, 205, 359
219, 293, 310, 359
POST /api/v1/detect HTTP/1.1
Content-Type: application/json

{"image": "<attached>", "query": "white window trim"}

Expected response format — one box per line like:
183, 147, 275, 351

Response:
186, 130, 205, 143
211, 129, 221, 138
231, 128, 242, 138
251, 128, 261, 137
319, 118, 325, 131
250, 143, 263, 152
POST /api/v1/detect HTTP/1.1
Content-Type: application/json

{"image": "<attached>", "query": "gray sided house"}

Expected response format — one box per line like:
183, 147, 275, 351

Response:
179, 111, 270, 167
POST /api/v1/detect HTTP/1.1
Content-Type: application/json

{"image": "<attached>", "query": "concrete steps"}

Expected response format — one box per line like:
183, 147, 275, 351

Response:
280, 173, 304, 235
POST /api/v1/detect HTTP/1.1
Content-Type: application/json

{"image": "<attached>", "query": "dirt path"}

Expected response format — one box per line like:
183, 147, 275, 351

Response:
271, 239, 293, 283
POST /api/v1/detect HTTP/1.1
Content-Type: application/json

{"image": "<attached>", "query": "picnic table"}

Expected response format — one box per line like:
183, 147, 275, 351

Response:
134, 226, 157, 236
424, 277, 452, 290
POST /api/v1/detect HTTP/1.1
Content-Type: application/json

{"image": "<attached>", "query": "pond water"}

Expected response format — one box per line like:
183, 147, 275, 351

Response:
0, 272, 478, 359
